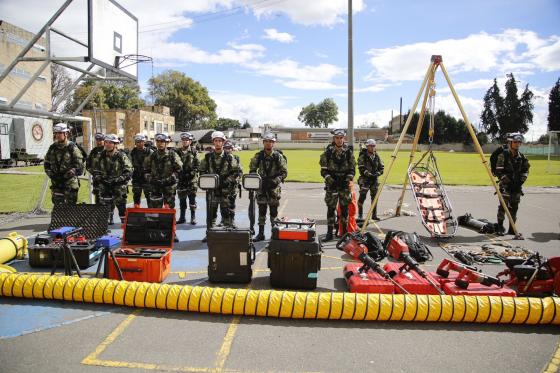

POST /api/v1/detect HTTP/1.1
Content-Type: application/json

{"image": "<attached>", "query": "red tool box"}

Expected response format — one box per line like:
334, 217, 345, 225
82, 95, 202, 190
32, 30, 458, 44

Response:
441, 282, 517, 296
383, 262, 442, 295
343, 263, 395, 294
108, 208, 175, 282
271, 218, 316, 241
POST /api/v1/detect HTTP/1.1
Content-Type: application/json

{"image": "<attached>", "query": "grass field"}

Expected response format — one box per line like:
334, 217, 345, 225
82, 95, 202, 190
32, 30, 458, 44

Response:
0, 150, 558, 213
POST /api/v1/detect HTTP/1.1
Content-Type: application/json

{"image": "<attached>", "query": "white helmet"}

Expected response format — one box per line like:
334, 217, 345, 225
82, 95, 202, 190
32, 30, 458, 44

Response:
154, 133, 170, 142
104, 134, 120, 144
365, 138, 376, 147
262, 132, 277, 142
134, 133, 146, 142
53, 123, 70, 133
211, 131, 226, 141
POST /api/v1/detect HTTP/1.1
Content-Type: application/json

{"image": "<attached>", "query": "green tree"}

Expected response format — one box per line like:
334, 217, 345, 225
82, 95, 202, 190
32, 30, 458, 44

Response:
65, 79, 144, 112
548, 78, 560, 131
241, 120, 251, 129
148, 70, 217, 131
298, 98, 338, 128
480, 74, 534, 141
215, 117, 241, 131
404, 110, 472, 144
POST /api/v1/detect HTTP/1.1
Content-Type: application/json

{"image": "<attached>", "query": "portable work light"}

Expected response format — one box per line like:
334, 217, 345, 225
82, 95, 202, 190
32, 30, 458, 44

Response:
242, 173, 261, 191
199, 174, 219, 190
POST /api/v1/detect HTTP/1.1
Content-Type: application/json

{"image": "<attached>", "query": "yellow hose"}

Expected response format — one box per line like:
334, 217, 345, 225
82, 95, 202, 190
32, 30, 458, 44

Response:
0, 232, 28, 264
1, 273, 558, 325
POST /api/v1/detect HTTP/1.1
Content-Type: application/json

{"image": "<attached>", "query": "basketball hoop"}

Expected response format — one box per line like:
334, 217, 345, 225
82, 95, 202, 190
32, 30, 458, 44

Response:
114, 54, 153, 70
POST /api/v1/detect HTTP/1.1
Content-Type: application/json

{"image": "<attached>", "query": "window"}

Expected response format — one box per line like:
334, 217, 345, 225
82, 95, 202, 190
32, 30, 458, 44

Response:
0, 124, 8, 135
163, 123, 168, 132
150, 121, 154, 131
155, 121, 163, 133
118, 119, 125, 135
144, 120, 148, 131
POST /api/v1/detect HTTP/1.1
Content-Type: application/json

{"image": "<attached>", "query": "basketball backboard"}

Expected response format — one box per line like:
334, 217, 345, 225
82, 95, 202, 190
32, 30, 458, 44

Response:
88, 0, 138, 80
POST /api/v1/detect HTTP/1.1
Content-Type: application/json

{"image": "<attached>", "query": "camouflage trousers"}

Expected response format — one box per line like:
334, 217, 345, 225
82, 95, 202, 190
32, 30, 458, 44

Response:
497, 190, 522, 225
149, 184, 177, 209
98, 183, 128, 219
357, 178, 379, 215
207, 189, 235, 228
256, 189, 281, 225
177, 182, 197, 210
51, 185, 78, 206
132, 180, 151, 206
325, 186, 352, 227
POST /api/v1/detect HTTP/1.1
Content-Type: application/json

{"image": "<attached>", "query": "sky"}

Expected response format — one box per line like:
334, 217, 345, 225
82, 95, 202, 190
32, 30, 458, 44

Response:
1, 0, 559, 139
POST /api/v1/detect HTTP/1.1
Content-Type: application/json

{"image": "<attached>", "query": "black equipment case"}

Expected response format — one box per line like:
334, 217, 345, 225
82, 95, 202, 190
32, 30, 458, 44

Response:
28, 204, 110, 269
267, 235, 322, 290
207, 227, 255, 283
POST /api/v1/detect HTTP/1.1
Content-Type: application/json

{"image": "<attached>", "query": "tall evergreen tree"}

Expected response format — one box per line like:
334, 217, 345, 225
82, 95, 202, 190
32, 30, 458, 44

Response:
480, 74, 534, 141
549, 78, 560, 131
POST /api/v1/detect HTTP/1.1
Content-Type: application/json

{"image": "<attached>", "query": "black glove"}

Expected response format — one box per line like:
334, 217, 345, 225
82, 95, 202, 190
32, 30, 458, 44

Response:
93, 173, 103, 183
144, 173, 152, 183
269, 177, 280, 188
152, 178, 163, 187
325, 175, 334, 186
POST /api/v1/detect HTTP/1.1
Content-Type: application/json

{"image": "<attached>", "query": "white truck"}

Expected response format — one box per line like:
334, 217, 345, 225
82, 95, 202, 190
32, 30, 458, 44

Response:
0, 116, 52, 167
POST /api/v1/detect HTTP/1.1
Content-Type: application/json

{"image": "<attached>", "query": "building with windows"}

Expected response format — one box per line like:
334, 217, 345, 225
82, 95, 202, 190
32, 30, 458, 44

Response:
82, 106, 175, 150
0, 21, 52, 162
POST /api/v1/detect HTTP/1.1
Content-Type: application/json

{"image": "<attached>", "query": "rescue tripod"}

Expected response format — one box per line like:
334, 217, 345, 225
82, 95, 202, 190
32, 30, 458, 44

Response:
50, 227, 83, 277
361, 55, 522, 240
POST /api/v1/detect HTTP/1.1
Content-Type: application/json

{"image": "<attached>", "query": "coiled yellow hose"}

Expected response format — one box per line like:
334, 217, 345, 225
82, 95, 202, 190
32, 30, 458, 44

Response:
1, 273, 558, 324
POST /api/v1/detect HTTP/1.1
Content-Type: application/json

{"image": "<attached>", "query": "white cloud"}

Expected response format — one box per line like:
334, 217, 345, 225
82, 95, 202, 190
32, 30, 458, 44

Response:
366, 29, 560, 82
262, 28, 295, 43
249, 0, 366, 26
245, 59, 343, 82
151, 42, 264, 65
439, 79, 494, 93
211, 91, 302, 126
279, 80, 346, 90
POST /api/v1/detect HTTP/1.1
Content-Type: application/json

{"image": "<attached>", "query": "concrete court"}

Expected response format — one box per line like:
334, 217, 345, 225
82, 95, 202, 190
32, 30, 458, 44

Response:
0, 182, 559, 373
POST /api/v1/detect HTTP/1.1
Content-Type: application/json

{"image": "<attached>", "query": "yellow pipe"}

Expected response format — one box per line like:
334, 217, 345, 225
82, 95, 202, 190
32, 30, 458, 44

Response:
0, 232, 28, 264
1, 273, 559, 325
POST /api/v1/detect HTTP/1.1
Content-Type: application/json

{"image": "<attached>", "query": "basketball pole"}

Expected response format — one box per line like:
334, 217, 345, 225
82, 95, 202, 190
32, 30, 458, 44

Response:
359, 60, 435, 235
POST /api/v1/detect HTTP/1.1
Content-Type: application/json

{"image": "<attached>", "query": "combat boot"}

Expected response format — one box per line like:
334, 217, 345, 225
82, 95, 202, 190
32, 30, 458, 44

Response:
325, 225, 334, 241
495, 219, 505, 236
177, 208, 186, 224
253, 225, 265, 242
357, 205, 363, 221
190, 209, 197, 225
372, 206, 380, 221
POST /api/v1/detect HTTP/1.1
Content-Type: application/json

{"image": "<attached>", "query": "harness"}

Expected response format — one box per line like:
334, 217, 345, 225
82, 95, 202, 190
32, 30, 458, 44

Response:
50, 142, 79, 173
206, 152, 232, 175
326, 145, 352, 174
258, 150, 281, 177
101, 150, 126, 177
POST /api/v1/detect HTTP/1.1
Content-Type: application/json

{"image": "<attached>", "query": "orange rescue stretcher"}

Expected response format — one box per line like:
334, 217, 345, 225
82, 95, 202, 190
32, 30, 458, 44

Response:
408, 153, 457, 238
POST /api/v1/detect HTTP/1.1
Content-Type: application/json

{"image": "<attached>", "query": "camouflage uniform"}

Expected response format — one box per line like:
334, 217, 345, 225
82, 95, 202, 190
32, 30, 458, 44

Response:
176, 146, 200, 223
95, 149, 133, 221
357, 148, 384, 219
44, 140, 84, 205
495, 148, 530, 234
86, 145, 104, 204
144, 148, 182, 209
199, 151, 241, 228
130, 146, 153, 206
249, 150, 287, 227
320, 143, 356, 236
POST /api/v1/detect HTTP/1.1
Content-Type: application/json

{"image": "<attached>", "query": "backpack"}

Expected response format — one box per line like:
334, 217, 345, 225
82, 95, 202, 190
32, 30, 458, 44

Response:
489, 145, 506, 177
383, 230, 433, 263
363, 232, 386, 261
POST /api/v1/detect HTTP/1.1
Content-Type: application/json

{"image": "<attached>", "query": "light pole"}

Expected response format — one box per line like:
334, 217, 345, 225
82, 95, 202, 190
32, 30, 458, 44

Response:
347, 0, 354, 147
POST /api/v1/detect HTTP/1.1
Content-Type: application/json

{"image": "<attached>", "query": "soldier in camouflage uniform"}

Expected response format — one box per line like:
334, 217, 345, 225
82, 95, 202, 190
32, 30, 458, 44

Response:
357, 138, 384, 221
44, 123, 84, 206
249, 133, 287, 241
176, 132, 200, 225
130, 133, 153, 208
86, 133, 105, 204
144, 133, 183, 209
93, 134, 133, 224
199, 131, 241, 237
319, 129, 356, 241
494, 132, 530, 235
223, 140, 243, 227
